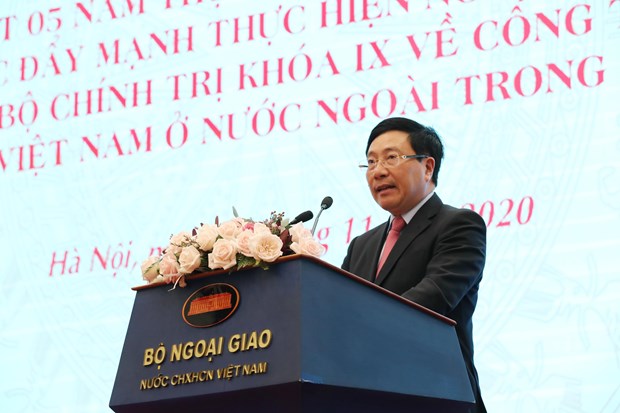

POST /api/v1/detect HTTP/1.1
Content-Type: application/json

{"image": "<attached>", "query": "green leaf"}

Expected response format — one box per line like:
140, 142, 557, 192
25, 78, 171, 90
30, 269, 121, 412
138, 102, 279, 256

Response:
236, 254, 258, 269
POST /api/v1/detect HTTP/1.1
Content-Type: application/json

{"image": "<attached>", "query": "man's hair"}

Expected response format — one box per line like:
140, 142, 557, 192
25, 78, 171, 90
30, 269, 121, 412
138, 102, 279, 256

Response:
366, 117, 444, 186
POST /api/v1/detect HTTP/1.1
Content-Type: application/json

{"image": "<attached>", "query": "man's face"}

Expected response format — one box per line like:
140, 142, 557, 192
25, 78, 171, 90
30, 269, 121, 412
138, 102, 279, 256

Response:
366, 130, 435, 216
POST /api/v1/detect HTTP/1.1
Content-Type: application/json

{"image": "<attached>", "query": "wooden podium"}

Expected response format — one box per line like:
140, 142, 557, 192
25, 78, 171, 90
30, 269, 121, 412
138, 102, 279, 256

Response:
109, 255, 474, 412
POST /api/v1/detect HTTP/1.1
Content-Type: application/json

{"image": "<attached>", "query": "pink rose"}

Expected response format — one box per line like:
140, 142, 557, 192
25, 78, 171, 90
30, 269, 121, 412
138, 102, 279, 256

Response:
289, 223, 312, 243
195, 224, 219, 251
249, 233, 283, 262
141, 256, 160, 283
208, 238, 238, 270
159, 252, 181, 284
290, 237, 326, 258
159, 252, 180, 275
178, 245, 202, 274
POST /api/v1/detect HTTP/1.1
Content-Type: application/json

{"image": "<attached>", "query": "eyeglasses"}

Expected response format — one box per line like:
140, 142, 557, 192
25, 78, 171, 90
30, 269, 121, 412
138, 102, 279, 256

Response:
358, 154, 429, 171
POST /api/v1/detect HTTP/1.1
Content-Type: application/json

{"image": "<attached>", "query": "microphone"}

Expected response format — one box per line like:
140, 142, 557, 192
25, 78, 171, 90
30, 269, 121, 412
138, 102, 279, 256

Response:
311, 196, 333, 235
290, 210, 314, 225
320, 196, 333, 210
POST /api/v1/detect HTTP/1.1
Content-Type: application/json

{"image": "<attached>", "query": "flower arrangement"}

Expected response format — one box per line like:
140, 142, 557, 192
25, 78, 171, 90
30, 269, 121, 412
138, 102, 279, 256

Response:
141, 211, 326, 288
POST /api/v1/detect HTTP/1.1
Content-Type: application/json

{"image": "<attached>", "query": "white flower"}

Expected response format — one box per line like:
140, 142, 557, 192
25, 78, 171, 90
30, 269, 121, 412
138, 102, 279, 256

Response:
236, 230, 254, 257
141, 256, 160, 283
141, 211, 324, 287
152, 274, 165, 283
218, 219, 243, 240
252, 222, 272, 235
249, 233, 283, 262
289, 223, 312, 243
168, 231, 192, 254
290, 237, 326, 258
195, 224, 219, 251
178, 245, 202, 274
208, 238, 238, 270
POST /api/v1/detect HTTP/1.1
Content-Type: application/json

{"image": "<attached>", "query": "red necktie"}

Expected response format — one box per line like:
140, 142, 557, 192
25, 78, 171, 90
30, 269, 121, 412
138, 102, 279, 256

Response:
376, 216, 406, 277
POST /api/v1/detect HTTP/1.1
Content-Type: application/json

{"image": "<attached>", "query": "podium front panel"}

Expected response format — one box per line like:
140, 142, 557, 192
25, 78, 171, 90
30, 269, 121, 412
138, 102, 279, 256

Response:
109, 257, 474, 413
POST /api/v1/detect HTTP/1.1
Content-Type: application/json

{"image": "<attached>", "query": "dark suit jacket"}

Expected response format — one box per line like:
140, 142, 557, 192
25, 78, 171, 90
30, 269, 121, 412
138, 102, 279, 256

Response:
342, 193, 487, 413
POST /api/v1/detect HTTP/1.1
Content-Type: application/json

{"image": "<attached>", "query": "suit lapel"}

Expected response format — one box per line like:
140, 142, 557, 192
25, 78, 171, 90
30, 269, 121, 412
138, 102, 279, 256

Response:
375, 194, 443, 285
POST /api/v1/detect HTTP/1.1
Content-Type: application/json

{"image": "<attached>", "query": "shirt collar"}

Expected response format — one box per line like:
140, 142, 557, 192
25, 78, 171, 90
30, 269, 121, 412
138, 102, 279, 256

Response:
392, 191, 435, 225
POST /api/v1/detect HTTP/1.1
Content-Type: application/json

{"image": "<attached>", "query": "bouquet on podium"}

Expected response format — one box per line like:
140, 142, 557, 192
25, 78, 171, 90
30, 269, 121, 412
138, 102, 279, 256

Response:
140, 211, 326, 288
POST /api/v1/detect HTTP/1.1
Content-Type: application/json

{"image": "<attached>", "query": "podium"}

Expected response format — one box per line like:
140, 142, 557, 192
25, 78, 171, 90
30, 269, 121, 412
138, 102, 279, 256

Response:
109, 255, 475, 413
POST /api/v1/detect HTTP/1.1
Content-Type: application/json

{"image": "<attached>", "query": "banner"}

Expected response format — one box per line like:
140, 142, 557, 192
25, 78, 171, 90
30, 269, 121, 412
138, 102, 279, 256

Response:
1, 1, 619, 412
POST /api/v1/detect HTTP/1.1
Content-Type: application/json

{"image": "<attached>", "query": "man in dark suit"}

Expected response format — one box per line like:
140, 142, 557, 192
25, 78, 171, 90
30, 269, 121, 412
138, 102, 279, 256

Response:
342, 117, 487, 413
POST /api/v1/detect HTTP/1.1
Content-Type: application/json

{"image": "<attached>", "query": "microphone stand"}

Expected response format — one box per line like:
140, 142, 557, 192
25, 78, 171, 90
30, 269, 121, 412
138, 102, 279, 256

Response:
311, 207, 326, 236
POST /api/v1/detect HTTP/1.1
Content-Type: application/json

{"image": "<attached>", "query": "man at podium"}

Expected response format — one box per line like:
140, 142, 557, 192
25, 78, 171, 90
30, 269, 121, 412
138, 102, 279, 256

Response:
342, 117, 487, 413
